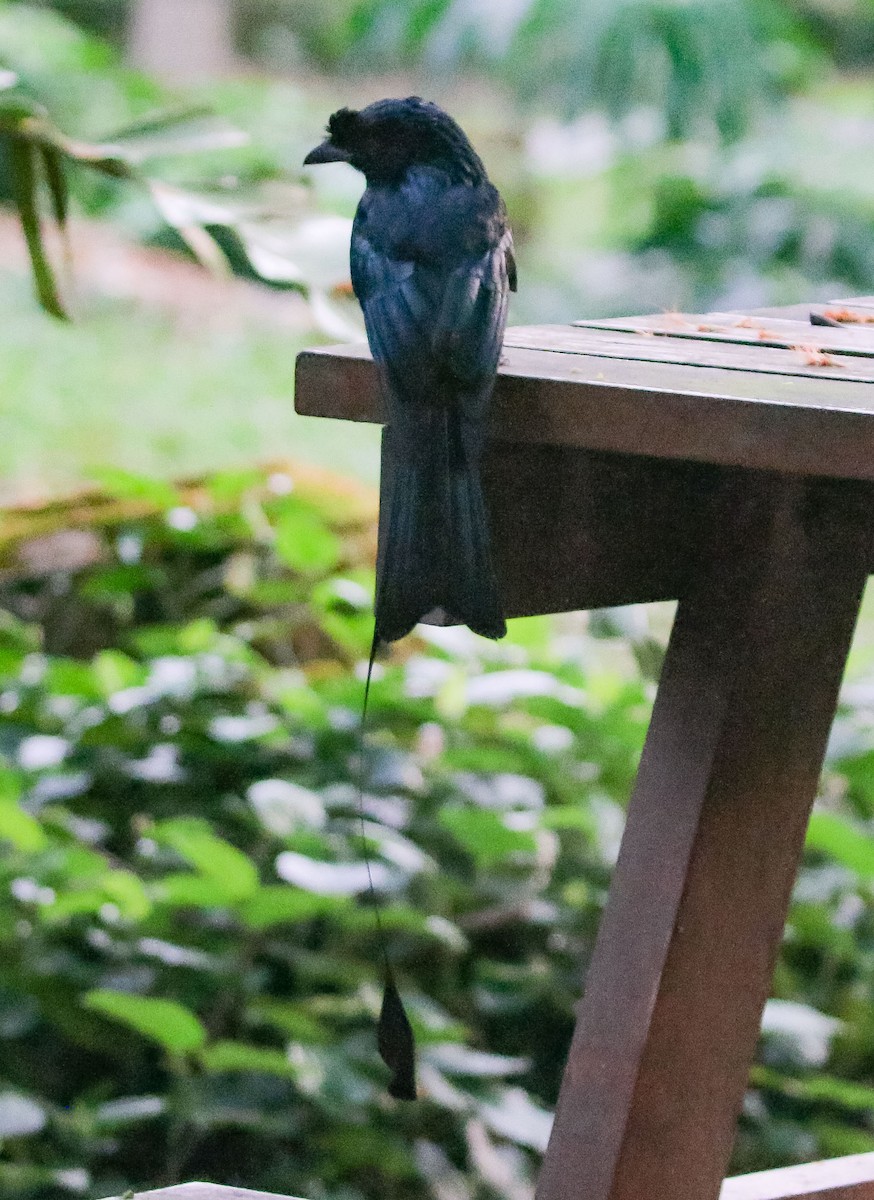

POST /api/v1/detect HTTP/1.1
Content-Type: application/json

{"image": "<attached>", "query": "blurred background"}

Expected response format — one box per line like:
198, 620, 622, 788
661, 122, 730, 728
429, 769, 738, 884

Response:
3, 3, 874, 1199
3, 0, 874, 495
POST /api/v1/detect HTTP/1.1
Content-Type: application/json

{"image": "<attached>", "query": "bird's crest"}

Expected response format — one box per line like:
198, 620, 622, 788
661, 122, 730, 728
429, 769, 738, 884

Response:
327, 107, 359, 146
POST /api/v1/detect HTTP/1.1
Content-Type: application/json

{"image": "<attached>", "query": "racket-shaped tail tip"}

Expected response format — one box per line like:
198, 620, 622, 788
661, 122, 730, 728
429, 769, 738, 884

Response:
378, 977, 417, 1100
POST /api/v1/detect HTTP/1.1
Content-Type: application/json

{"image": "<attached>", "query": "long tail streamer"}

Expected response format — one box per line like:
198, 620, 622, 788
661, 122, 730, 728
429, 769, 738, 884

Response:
359, 631, 417, 1100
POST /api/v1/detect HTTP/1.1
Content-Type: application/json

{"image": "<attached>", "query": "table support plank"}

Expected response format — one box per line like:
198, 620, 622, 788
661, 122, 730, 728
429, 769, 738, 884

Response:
101, 1184, 302, 1200
536, 473, 874, 1200
722, 1152, 874, 1199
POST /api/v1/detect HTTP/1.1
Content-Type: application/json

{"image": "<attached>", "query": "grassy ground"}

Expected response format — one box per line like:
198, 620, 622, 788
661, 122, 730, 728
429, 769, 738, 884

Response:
0, 255, 380, 504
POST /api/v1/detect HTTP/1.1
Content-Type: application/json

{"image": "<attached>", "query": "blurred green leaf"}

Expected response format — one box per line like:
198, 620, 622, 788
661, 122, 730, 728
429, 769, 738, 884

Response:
806, 811, 874, 879
438, 805, 537, 866
84, 990, 207, 1054
92, 649, 148, 697
200, 1040, 298, 1078
7, 134, 67, 318
0, 770, 46, 852
152, 872, 236, 910
40, 144, 68, 228
97, 106, 248, 165
87, 467, 180, 509
239, 885, 347, 930
101, 869, 152, 921
246, 999, 329, 1044
752, 1066, 874, 1114
43, 657, 100, 698
274, 502, 342, 575
153, 818, 259, 901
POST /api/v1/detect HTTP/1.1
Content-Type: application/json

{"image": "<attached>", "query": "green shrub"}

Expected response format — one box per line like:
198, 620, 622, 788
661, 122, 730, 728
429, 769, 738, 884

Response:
0, 465, 639, 1198
1, 474, 874, 1198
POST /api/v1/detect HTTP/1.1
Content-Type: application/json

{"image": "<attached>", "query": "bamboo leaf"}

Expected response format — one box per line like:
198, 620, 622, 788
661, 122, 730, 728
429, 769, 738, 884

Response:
40, 145, 68, 227
6, 136, 67, 319
40, 145, 73, 285
99, 106, 248, 164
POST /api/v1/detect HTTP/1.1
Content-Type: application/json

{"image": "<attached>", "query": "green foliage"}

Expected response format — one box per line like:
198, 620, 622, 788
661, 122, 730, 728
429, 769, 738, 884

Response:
0, 468, 874, 1197
240, 0, 819, 139
0, 72, 248, 318
0, 466, 632, 1198
2, 8, 874, 1193
0, 69, 360, 326
0, 2, 163, 139
498, 0, 786, 137
636, 167, 874, 303
5, 3, 874, 338
84, 991, 208, 1055
0, 10, 359, 332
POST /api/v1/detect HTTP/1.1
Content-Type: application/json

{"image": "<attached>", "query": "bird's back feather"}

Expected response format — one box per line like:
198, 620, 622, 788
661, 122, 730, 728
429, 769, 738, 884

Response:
349, 133, 514, 642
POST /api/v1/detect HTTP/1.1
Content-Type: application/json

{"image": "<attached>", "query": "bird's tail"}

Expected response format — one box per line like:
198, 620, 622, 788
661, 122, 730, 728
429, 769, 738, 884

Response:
375, 418, 506, 644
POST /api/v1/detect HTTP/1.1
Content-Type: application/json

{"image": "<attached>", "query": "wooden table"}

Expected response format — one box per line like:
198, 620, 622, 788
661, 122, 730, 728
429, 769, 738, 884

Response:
296, 303, 874, 1200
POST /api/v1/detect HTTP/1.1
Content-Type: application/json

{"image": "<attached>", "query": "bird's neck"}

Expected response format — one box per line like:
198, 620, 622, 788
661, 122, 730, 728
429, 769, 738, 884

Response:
362, 125, 488, 188
428, 129, 489, 186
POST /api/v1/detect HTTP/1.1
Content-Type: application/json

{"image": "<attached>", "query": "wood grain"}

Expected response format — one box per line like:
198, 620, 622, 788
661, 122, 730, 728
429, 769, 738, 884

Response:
570, 313, 874, 357
479, 443, 715, 614
505, 325, 874, 381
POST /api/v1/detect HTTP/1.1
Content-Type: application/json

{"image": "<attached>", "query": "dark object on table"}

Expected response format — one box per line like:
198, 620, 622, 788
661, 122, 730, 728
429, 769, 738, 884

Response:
810, 309, 844, 327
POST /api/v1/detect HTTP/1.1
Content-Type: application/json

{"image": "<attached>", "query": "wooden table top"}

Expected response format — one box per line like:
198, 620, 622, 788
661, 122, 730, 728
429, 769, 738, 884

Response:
294, 299, 874, 482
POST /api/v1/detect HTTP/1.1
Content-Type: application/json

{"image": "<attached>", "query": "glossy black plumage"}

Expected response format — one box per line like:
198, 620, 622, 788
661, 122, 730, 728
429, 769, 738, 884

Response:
305, 97, 516, 643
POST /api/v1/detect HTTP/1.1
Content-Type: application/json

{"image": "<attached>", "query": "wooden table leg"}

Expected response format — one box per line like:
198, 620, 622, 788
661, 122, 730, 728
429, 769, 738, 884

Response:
536, 472, 874, 1200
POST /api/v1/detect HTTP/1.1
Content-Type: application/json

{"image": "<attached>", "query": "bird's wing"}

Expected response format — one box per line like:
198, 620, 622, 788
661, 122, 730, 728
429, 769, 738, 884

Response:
350, 225, 434, 392
351, 205, 512, 443
431, 225, 514, 393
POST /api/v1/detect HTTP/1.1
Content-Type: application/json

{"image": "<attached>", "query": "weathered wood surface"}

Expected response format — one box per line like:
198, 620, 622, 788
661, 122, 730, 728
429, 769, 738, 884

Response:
831, 295, 874, 311
572, 312, 874, 356
295, 337, 874, 482
534, 473, 874, 1200
721, 1153, 874, 1199
101, 1184, 301, 1200
504, 325, 874, 382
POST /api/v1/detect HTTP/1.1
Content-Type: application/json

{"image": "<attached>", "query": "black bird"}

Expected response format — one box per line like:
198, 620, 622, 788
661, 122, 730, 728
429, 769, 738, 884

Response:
304, 97, 516, 643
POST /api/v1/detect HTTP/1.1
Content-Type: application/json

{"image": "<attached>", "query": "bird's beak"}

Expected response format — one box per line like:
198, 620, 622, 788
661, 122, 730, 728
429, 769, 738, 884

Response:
303, 139, 351, 166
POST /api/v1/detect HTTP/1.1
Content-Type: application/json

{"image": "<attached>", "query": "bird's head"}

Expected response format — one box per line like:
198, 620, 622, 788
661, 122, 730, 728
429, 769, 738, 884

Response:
303, 97, 487, 186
